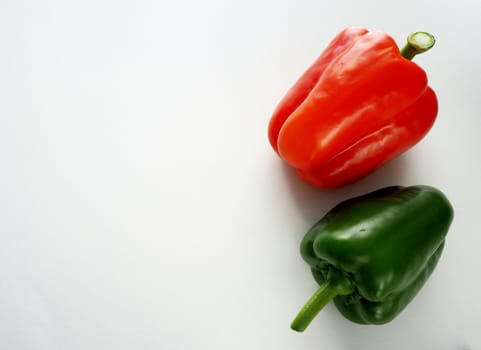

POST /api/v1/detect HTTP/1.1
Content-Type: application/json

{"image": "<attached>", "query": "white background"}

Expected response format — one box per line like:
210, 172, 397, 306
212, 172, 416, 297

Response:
1, 0, 480, 349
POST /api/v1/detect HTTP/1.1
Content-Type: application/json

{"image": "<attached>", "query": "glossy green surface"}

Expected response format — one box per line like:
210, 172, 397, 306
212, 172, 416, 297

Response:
299, 185, 453, 325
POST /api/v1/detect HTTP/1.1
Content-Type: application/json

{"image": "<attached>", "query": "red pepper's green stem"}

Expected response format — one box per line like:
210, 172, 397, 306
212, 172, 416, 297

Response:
291, 273, 353, 332
400, 32, 435, 60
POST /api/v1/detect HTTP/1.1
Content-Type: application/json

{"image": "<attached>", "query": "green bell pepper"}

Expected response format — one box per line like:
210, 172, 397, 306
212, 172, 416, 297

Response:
291, 185, 453, 332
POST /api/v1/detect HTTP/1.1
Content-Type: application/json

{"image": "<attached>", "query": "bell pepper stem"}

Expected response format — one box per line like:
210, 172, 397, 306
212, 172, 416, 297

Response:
291, 274, 352, 332
400, 32, 435, 60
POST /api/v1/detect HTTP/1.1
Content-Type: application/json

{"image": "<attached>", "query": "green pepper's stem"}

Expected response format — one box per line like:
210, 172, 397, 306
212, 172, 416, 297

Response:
290, 273, 353, 332
400, 32, 435, 60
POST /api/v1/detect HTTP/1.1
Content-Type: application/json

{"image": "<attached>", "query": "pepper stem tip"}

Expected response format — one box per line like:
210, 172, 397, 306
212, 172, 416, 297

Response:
400, 32, 435, 60
290, 273, 352, 332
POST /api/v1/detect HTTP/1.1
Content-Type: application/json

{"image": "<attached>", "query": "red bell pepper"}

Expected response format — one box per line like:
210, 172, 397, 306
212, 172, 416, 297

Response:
268, 27, 438, 188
